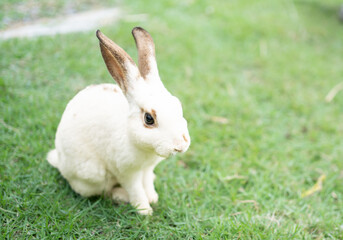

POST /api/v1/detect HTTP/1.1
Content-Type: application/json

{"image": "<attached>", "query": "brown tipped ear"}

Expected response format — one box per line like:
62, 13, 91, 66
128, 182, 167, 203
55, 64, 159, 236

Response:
132, 27, 158, 79
96, 30, 137, 93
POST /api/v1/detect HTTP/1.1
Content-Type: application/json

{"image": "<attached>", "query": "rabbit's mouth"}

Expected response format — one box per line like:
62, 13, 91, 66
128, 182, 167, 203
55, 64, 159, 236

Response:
156, 149, 180, 159
156, 152, 169, 159
154, 143, 185, 159
155, 148, 173, 159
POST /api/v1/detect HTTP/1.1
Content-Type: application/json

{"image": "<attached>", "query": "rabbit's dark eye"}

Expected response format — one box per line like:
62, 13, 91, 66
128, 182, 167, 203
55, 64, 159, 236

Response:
144, 113, 155, 125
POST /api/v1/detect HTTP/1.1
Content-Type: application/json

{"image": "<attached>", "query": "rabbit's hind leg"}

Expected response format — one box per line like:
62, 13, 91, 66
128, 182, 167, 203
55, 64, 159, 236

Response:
111, 187, 129, 202
68, 174, 119, 198
69, 178, 106, 197
66, 159, 111, 197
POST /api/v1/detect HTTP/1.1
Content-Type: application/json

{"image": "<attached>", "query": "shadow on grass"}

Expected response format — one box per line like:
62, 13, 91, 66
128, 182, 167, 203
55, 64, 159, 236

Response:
295, 0, 342, 23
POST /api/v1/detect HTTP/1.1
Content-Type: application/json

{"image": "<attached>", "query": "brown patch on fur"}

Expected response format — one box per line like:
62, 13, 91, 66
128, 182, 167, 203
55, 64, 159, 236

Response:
183, 134, 188, 143
99, 42, 127, 93
97, 30, 136, 94
151, 109, 157, 120
143, 124, 154, 129
132, 27, 155, 79
102, 85, 117, 92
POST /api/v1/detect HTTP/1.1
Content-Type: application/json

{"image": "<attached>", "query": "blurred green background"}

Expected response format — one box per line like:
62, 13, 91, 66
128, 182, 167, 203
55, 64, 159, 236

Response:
1, 0, 343, 238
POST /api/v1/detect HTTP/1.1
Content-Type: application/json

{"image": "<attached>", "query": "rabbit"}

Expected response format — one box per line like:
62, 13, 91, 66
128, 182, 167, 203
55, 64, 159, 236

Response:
46, 27, 191, 215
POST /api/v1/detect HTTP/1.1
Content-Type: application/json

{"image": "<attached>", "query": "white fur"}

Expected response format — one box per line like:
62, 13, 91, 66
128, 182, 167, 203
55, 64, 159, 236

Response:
47, 29, 190, 215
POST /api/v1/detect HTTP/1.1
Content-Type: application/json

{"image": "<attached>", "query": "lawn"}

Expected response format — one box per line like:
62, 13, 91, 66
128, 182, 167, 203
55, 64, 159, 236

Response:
1, 0, 343, 239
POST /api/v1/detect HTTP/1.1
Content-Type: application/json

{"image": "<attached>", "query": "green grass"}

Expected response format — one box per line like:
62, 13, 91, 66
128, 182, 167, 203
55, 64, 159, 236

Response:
1, 0, 343, 238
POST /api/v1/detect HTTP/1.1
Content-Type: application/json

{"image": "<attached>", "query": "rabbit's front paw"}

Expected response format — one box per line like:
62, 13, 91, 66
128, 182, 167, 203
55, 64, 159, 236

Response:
133, 201, 153, 215
147, 191, 158, 204
137, 206, 153, 215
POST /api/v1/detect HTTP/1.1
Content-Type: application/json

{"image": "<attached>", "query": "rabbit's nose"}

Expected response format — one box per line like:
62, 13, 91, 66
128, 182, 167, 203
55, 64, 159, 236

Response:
182, 134, 189, 143
173, 133, 190, 153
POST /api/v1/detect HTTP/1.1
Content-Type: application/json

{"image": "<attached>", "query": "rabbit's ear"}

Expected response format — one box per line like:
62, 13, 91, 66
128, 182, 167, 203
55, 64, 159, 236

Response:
132, 27, 159, 80
96, 30, 139, 94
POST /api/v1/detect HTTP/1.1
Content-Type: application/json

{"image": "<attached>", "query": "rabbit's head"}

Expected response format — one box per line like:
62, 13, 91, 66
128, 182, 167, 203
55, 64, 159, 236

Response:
97, 27, 190, 158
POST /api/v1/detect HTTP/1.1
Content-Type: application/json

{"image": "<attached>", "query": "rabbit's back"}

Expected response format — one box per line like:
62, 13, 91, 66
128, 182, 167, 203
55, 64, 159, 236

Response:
52, 83, 129, 195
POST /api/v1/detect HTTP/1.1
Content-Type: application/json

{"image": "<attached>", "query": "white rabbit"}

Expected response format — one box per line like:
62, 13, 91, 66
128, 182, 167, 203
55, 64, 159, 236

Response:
47, 27, 190, 215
